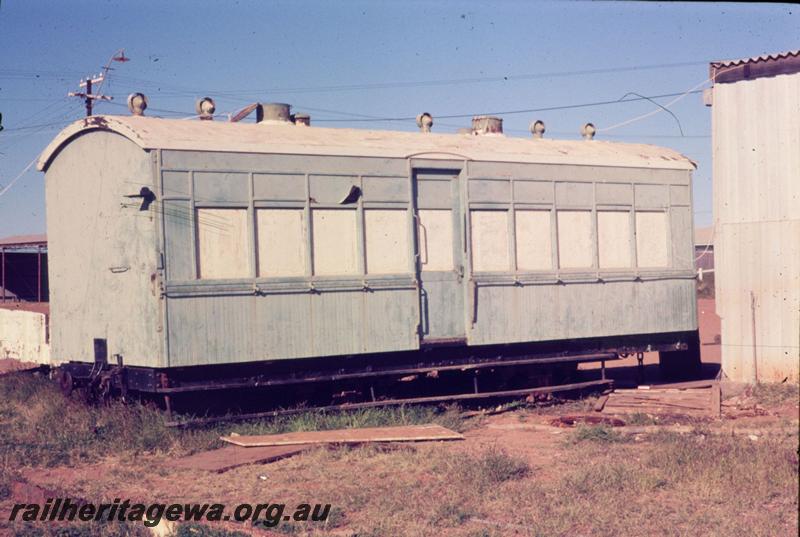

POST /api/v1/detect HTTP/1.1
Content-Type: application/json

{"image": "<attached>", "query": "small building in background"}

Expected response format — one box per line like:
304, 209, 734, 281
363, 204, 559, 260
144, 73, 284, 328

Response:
694, 226, 714, 298
708, 50, 800, 383
693, 226, 714, 272
0, 234, 48, 302
0, 234, 50, 364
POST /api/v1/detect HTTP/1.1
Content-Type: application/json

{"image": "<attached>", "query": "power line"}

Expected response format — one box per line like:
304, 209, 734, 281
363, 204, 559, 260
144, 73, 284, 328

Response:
112, 60, 708, 97
1, 119, 75, 132
308, 89, 705, 123
103, 99, 189, 116
0, 157, 37, 199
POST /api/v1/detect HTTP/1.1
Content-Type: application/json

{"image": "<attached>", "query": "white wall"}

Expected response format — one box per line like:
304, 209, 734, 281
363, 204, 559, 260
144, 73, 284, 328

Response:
0, 308, 51, 364
712, 71, 800, 383
45, 132, 162, 367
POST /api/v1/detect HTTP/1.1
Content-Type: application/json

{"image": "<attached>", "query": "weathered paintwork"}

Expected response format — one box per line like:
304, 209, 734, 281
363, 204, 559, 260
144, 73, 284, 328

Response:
40, 116, 697, 369
45, 132, 161, 366
711, 69, 800, 383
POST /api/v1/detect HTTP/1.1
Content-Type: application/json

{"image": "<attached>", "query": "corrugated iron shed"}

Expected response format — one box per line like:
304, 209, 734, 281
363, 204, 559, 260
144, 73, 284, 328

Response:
37, 115, 695, 172
709, 50, 800, 383
711, 49, 800, 84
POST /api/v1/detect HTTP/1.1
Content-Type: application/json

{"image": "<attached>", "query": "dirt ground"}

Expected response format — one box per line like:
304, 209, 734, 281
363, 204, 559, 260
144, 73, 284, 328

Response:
5, 392, 798, 537
1, 297, 797, 536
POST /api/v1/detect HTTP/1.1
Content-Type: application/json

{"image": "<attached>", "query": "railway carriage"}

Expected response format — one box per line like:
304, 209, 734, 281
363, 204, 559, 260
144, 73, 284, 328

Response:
38, 102, 700, 403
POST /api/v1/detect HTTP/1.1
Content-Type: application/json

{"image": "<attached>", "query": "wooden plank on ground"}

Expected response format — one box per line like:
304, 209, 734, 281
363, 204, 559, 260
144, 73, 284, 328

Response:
173, 445, 306, 473
710, 383, 721, 418
221, 424, 464, 448
641, 380, 716, 390
602, 385, 717, 416
593, 394, 609, 412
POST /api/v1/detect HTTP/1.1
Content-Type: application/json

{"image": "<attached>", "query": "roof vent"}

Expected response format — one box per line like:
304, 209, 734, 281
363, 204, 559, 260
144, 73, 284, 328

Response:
127, 93, 148, 116
293, 113, 311, 126
195, 97, 216, 120
581, 123, 596, 140
471, 115, 503, 135
530, 120, 545, 139
258, 103, 292, 124
416, 112, 433, 133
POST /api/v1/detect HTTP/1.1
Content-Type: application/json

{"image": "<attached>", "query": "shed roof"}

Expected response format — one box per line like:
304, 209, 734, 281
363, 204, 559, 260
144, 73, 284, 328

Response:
38, 115, 696, 172
710, 50, 800, 85
694, 226, 714, 247
0, 234, 47, 248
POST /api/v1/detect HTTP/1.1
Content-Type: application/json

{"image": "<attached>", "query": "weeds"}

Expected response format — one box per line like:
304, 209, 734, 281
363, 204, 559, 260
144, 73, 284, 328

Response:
1, 372, 797, 537
0, 374, 174, 467
570, 424, 628, 444
175, 525, 249, 537
0, 372, 466, 468
431, 502, 471, 527
750, 382, 799, 407
452, 446, 530, 492
2, 521, 152, 537
624, 412, 660, 426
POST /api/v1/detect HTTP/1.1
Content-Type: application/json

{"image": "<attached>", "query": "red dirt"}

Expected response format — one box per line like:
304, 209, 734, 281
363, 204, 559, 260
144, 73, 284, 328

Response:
0, 358, 40, 375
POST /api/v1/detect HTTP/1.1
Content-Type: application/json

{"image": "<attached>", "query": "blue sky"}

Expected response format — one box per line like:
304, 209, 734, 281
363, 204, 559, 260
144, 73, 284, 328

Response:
0, 1, 797, 237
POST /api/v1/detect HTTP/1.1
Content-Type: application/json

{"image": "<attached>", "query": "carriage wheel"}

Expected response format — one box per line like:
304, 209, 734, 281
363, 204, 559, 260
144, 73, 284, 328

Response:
58, 370, 74, 397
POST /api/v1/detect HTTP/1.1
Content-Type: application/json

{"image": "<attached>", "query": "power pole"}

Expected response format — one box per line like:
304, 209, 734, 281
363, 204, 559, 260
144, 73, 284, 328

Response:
67, 50, 129, 117
68, 74, 112, 117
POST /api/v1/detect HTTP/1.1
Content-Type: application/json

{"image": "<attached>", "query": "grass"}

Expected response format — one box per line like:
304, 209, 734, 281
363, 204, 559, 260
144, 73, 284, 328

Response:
1, 371, 797, 536
0, 373, 175, 467
292, 428, 795, 536
0, 370, 471, 536
570, 424, 628, 444
624, 412, 660, 426
2, 521, 152, 536
463, 447, 531, 488
750, 382, 799, 407
0, 372, 467, 469
1, 522, 248, 537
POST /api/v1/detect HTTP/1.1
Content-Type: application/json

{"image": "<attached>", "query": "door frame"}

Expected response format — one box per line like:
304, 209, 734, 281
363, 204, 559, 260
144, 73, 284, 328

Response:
411, 164, 468, 346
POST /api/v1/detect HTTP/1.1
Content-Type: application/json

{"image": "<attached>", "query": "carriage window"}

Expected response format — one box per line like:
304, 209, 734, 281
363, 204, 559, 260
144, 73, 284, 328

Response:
597, 211, 632, 269
635, 211, 669, 267
196, 208, 249, 279
312, 209, 358, 275
257, 209, 306, 277
365, 209, 409, 274
418, 209, 453, 271
471, 210, 510, 272
557, 210, 593, 269
515, 210, 552, 271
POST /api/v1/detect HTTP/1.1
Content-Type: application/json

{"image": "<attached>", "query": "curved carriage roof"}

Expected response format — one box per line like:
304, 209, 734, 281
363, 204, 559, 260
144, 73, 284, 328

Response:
38, 115, 695, 172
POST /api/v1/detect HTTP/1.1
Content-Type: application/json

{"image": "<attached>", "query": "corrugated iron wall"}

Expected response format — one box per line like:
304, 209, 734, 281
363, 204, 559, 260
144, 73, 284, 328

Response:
712, 72, 800, 383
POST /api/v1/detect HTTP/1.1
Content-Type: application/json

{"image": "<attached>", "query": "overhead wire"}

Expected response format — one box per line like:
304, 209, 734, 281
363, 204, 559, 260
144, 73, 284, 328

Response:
0, 60, 717, 204
0, 157, 37, 199
596, 64, 740, 134
111, 60, 708, 97
305, 90, 705, 123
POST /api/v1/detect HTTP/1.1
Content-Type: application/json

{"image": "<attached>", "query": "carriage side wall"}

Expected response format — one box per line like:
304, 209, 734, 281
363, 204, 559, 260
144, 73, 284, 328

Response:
158, 150, 696, 367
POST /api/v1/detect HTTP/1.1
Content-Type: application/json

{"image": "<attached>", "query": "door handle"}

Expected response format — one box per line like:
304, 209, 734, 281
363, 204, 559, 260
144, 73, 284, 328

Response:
414, 213, 428, 266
